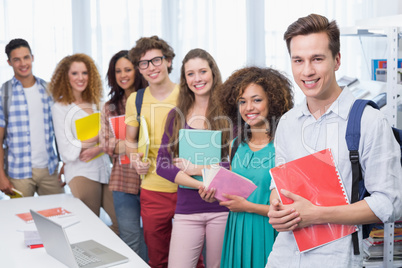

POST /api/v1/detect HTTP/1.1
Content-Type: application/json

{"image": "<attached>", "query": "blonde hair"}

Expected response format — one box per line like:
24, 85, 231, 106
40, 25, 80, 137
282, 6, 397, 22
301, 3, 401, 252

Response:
49, 53, 103, 109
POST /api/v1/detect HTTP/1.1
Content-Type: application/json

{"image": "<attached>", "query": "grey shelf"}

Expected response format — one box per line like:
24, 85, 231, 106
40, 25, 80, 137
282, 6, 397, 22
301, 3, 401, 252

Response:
342, 23, 401, 268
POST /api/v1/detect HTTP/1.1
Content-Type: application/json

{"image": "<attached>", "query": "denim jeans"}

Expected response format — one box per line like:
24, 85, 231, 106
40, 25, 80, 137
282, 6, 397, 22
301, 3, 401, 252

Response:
112, 191, 146, 260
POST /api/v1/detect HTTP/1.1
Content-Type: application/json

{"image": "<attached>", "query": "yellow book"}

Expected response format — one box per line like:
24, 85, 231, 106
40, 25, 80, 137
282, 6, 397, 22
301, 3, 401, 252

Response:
74, 112, 104, 161
7, 188, 24, 198
138, 116, 150, 179
75, 112, 100, 140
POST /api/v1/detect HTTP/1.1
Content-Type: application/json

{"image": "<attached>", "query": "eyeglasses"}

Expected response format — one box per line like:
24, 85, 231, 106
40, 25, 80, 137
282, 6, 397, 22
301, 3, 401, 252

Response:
138, 56, 165, 70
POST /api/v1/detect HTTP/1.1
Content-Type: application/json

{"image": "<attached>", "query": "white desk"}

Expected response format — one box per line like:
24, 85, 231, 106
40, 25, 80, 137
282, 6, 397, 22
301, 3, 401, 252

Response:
0, 194, 149, 268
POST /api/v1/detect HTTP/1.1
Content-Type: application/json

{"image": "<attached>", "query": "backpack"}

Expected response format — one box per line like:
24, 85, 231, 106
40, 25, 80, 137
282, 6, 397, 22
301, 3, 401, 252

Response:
345, 99, 402, 255
135, 88, 146, 123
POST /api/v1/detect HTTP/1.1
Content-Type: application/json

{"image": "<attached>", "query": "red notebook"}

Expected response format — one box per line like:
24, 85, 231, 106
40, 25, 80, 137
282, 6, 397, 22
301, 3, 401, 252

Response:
17, 207, 73, 223
270, 148, 357, 252
109, 115, 130, 165
202, 166, 257, 202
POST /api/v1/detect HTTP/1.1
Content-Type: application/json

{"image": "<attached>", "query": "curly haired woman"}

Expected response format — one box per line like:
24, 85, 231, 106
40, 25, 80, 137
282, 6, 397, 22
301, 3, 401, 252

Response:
199, 67, 294, 267
49, 53, 118, 234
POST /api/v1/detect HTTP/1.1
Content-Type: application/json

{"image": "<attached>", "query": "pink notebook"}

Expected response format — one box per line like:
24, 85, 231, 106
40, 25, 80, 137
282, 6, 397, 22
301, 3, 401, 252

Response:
270, 148, 357, 252
203, 166, 257, 202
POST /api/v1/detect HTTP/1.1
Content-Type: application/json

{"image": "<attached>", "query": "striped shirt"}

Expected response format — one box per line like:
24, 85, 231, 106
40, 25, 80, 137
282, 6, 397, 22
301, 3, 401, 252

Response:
0, 77, 58, 179
100, 95, 140, 194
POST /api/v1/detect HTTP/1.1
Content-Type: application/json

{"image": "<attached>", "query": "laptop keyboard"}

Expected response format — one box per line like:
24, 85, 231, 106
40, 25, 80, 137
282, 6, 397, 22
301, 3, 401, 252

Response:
72, 245, 101, 267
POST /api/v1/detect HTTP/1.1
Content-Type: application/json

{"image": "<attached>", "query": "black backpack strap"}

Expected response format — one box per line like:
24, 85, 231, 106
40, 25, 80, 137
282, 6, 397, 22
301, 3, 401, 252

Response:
346, 99, 379, 255
135, 88, 146, 123
229, 137, 240, 164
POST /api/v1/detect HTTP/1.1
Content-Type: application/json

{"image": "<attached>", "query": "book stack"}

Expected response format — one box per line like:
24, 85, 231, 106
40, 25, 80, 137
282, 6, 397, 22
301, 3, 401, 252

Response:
24, 230, 43, 249
371, 58, 402, 82
363, 223, 402, 261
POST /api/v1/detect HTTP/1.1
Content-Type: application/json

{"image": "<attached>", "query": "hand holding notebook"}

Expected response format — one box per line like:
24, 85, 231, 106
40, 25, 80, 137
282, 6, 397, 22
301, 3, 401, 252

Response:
6, 188, 24, 198
109, 115, 130, 165
178, 129, 222, 189
269, 148, 358, 252
75, 112, 104, 162
202, 166, 257, 202
137, 116, 150, 179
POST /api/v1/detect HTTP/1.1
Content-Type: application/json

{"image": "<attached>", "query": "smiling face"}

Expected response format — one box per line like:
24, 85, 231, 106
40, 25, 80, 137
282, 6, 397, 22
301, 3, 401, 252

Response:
290, 32, 341, 103
138, 49, 171, 86
68, 61, 88, 97
7, 47, 34, 81
115, 57, 135, 91
184, 57, 213, 97
238, 83, 269, 129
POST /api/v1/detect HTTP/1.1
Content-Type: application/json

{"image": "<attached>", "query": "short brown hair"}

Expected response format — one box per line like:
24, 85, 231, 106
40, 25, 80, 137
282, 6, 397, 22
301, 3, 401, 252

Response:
284, 13, 340, 58
129, 35, 175, 73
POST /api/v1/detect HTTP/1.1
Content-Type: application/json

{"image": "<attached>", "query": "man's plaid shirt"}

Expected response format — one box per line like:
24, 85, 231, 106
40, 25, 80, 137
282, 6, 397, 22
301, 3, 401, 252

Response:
0, 76, 58, 179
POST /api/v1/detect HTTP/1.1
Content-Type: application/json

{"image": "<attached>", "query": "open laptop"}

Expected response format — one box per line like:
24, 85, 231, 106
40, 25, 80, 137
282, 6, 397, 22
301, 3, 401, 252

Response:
30, 209, 128, 268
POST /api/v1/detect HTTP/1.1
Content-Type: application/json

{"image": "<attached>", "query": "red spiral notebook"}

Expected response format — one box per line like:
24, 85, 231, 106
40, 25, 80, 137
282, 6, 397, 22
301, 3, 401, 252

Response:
109, 115, 130, 165
270, 148, 358, 252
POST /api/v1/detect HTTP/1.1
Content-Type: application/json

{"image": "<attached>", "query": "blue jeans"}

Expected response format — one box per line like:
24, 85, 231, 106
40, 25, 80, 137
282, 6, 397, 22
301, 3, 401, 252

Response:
112, 191, 146, 260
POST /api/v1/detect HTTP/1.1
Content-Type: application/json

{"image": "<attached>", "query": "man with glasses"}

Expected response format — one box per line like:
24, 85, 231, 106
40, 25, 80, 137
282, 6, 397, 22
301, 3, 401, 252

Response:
137, 56, 165, 70
125, 36, 179, 268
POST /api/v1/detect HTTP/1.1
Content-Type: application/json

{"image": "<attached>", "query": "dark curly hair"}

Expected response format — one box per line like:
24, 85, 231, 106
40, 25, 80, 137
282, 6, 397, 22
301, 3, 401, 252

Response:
105, 50, 148, 115
215, 66, 294, 143
48, 53, 103, 109
129, 35, 175, 73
